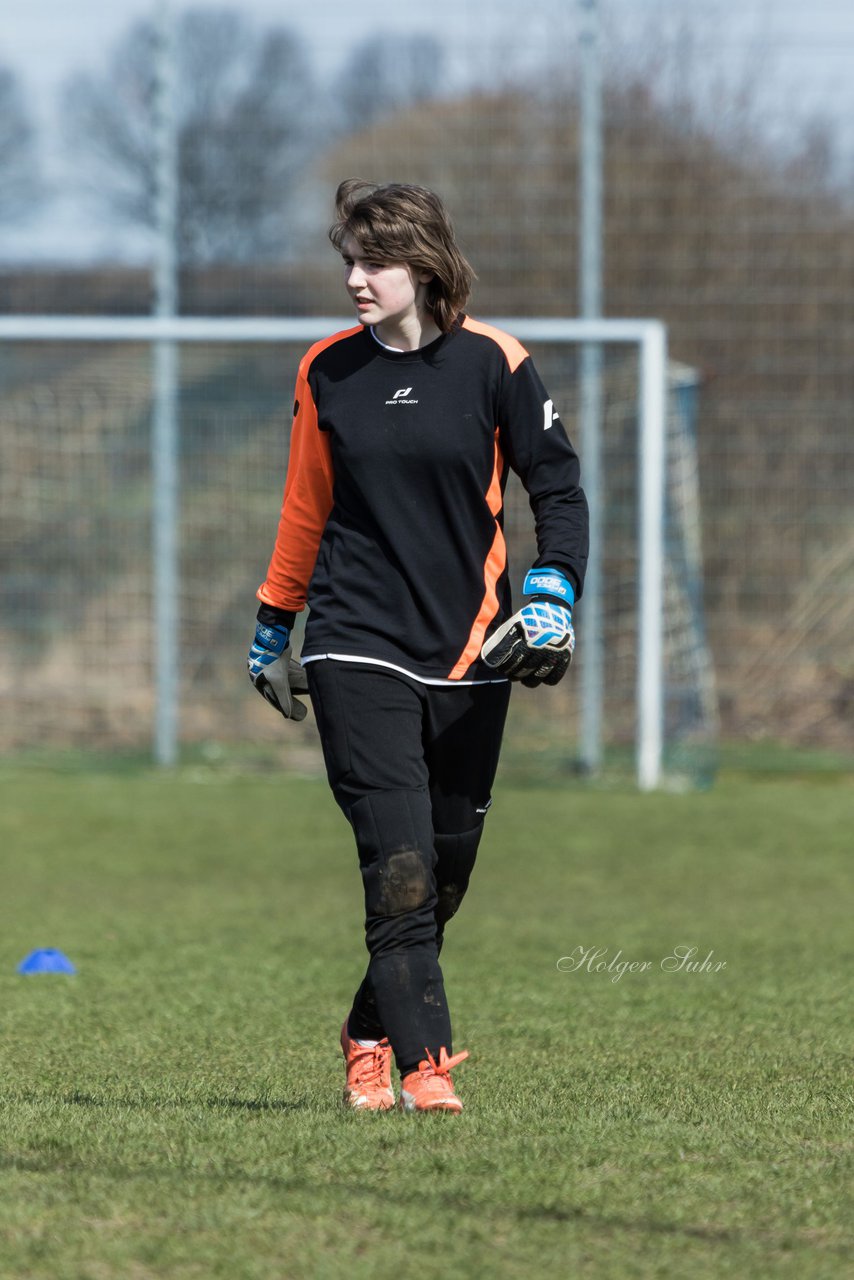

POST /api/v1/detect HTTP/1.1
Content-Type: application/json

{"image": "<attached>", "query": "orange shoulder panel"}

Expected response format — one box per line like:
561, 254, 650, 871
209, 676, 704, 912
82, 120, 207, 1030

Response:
298, 325, 364, 379
462, 316, 529, 373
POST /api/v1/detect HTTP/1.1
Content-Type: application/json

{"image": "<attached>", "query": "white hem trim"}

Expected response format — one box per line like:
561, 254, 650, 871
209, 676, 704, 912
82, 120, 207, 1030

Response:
300, 653, 508, 686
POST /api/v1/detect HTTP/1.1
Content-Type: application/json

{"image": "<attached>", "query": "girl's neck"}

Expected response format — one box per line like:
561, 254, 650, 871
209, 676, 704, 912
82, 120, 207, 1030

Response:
374, 311, 441, 352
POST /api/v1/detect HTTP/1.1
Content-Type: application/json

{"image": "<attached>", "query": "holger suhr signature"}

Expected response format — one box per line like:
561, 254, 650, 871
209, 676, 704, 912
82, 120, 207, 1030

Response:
557, 945, 727, 983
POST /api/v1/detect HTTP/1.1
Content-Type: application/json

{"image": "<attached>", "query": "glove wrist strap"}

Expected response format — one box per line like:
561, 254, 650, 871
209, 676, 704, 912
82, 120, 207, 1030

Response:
523, 567, 575, 608
254, 621, 290, 654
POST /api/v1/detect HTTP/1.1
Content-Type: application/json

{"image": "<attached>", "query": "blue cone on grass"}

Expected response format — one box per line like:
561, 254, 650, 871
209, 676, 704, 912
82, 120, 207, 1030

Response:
17, 948, 77, 975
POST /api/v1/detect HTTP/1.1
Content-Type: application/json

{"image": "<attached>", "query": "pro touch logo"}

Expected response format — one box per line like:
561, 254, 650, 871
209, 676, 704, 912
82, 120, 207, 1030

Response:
543, 398, 560, 430
385, 386, 419, 405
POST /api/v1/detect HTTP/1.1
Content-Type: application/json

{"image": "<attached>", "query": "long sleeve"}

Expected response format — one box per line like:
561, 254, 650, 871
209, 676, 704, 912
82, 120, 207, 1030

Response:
497, 355, 589, 600
256, 360, 334, 612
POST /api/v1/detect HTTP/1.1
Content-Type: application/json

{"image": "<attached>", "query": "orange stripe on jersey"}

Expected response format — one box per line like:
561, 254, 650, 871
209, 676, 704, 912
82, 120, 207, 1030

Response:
462, 315, 529, 373
448, 432, 507, 679
257, 328, 361, 612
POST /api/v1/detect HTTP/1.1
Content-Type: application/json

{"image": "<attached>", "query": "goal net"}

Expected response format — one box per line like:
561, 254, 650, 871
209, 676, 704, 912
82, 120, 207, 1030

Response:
0, 316, 717, 788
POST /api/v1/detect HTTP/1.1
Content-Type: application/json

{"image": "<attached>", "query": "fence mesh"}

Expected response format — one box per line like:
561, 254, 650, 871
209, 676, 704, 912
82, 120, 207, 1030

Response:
0, 335, 718, 786
1, 0, 853, 768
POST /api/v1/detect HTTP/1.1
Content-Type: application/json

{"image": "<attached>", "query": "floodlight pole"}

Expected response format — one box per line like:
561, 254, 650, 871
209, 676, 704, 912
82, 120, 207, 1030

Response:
152, 0, 179, 767
578, 0, 605, 774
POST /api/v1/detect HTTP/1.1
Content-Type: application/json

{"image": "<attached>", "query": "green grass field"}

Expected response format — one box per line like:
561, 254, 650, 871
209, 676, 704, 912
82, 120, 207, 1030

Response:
1, 756, 851, 1279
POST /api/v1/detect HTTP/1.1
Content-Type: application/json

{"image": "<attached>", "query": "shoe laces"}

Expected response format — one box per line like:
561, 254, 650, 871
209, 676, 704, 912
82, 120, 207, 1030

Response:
350, 1038, 390, 1087
420, 1046, 469, 1078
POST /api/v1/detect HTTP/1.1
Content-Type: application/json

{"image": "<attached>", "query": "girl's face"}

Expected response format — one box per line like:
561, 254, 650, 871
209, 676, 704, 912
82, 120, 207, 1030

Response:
341, 233, 432, 338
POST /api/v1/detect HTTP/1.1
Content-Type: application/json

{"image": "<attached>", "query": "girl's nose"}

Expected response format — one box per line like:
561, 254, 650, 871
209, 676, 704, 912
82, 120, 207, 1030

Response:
348, 264, 366, 290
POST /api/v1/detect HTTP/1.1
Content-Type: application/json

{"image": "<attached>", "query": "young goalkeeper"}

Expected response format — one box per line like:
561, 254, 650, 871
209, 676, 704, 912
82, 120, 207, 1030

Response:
248, 179, 588, 1113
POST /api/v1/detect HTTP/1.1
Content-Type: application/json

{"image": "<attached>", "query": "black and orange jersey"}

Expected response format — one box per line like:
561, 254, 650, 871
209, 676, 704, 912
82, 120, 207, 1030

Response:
257, 316, 588, 683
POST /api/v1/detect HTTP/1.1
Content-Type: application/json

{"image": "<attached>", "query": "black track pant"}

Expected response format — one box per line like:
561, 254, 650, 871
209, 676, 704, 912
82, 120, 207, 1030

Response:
306, 659, 511, 1078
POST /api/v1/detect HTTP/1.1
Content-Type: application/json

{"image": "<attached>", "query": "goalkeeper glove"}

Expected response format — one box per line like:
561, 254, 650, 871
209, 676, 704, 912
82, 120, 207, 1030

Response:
247, 620, 309, 721
480, 567, 576, 687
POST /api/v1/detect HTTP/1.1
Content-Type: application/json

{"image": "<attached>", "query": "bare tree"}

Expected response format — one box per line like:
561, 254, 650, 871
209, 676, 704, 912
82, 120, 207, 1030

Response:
60, 8, 317, 264
337, 32, 446, 131
0, 65, 42, 222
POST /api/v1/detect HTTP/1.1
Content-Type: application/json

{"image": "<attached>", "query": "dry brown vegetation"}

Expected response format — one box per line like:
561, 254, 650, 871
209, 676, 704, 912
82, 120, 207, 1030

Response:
309, 88, 854, 748
1, 82, 852, 751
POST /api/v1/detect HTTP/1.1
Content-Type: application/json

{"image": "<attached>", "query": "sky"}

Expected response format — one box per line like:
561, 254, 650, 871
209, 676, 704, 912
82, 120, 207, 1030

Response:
2, 0, 491, 261
2, 0, 854, 263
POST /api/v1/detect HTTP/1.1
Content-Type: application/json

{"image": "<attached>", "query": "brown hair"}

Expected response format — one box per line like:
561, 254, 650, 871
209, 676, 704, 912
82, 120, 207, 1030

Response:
329, 179, 475, 332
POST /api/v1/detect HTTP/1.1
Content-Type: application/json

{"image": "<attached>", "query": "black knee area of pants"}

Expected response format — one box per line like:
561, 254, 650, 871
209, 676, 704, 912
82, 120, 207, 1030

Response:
348, 791, 438, 959
434, 823, 483, 933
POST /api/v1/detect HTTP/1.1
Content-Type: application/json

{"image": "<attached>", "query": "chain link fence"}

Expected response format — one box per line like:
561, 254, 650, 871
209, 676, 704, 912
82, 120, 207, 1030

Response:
1, 0, 853, 768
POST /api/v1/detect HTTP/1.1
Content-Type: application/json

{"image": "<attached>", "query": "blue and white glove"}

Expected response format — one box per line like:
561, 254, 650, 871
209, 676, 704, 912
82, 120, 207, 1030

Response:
248, 621, 309, 721
481, 567, 576, 687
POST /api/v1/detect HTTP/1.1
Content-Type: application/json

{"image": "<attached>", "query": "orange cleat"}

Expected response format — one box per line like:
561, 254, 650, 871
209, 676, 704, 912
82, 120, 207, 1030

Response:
399, 1046, 469, 1114
341, 1019, 395, 1111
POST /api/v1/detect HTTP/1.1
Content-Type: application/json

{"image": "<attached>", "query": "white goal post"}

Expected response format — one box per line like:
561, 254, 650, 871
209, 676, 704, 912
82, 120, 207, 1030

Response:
0, 314, 668, 789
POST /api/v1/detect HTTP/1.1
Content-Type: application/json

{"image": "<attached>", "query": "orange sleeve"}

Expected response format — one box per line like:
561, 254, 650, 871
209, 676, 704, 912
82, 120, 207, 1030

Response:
256, 361, 334, 612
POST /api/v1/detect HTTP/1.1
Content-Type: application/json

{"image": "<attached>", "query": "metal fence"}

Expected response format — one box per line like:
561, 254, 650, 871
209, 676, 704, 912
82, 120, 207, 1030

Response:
1, 0, 853, 766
